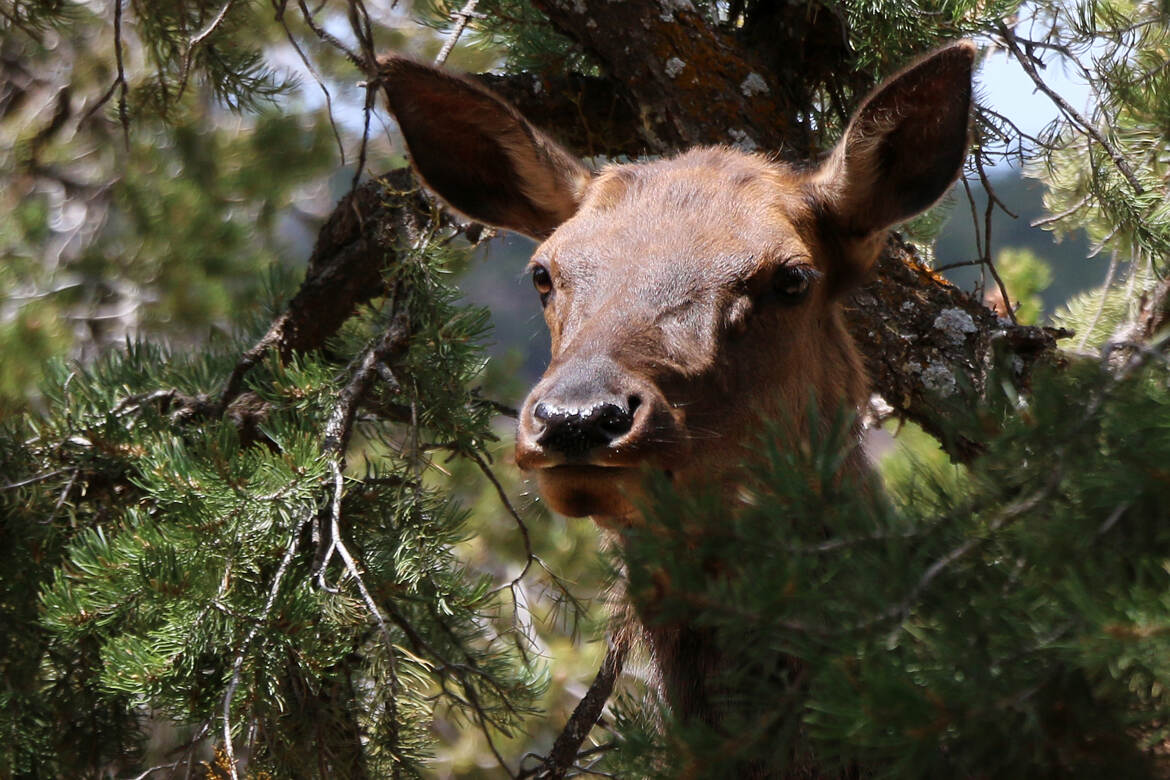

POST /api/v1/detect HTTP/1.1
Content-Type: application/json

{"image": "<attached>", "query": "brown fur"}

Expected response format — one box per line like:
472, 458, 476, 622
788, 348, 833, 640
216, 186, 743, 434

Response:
379, 42, 975, 730
514, 147, 872, 518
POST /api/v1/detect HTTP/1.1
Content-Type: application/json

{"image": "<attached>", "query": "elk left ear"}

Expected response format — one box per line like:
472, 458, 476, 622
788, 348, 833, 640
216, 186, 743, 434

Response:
810, 40, 974, 279
376, 56, 591, 239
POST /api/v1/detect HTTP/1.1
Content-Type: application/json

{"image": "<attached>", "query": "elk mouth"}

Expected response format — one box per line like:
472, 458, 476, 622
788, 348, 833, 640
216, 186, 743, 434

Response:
544, 463, 631, 476
534, 464, 643, 519
532, 463, 680, 520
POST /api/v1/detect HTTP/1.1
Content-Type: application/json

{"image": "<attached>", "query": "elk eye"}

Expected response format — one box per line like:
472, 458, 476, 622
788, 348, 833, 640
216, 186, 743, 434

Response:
532, 265, 553, 304
773, 265, 818, 305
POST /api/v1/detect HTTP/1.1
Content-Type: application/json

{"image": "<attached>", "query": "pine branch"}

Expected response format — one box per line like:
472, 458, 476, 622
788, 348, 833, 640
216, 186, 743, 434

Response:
177, 0, 239, 100
321, 315, 411, 456
520, 636, 628, 780
996, 21, 1145, 196
848, 236, 1066, 462
272, 0, 346, 163
293, 0, 365, 71
217, 168, 458, 413
434, 0, 481, 66
222, 519, 303, 779
975, 157, 1018, 325
529, 0, 800, 154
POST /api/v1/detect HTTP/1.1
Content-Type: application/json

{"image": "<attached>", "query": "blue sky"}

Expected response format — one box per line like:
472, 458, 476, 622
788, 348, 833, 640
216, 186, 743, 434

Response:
978, 45, 1094, 164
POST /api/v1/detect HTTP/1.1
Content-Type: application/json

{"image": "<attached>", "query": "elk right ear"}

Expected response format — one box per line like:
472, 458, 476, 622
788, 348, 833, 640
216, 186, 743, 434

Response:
377, 56, 591, 239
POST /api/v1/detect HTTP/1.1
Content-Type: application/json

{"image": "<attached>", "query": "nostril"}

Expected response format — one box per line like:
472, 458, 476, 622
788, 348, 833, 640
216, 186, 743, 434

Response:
627, 394, 642, 416
597, 402, 634, 438
530, 396, 639, 457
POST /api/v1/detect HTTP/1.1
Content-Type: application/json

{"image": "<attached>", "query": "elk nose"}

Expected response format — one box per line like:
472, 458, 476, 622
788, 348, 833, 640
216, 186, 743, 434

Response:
533, 397, 638, 458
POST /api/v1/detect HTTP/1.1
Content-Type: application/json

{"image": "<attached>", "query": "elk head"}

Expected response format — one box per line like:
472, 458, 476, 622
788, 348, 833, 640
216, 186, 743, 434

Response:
379, 43, 974, 522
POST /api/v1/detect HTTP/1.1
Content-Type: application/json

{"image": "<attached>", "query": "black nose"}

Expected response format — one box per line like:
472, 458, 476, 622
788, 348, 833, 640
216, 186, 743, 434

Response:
533, 398, 637, 458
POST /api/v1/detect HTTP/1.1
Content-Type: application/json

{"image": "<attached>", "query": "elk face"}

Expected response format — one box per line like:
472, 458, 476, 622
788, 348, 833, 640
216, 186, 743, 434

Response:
511, 149, 862, 518
379, 41, 974, 520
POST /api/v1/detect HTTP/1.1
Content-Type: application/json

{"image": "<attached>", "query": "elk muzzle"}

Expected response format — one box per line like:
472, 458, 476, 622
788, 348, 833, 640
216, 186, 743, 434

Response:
532, 397, 638, 457
515, 358, 682, 518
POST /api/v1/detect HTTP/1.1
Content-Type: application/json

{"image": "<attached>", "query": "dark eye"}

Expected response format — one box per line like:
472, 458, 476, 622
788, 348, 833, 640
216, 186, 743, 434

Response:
531, 265, 553, 305
773, 265, 818, 305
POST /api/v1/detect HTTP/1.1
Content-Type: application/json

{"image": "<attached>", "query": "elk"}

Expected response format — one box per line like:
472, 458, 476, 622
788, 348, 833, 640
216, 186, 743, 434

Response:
377, 42, 974, 734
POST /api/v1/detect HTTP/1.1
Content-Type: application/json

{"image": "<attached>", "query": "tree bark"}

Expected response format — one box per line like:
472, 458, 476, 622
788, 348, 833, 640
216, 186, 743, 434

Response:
478, 72, 646, 159
528, 0, 805, 155
851, 237, 1062, 461
217, 168, 459, 412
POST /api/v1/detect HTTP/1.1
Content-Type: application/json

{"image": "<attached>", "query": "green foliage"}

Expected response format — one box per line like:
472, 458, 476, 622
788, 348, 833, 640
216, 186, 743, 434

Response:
0, 84, 338, 412
420, 0, 594, 73
1027, 1, 1170, 324
843, 0, 1016, 76
14, 0, 290, 118
606, 352, 1170, 777
995, 246, 1054, 324
5, 0, 1170, 777
879, 418, 969, 507
0, 230, 559, 775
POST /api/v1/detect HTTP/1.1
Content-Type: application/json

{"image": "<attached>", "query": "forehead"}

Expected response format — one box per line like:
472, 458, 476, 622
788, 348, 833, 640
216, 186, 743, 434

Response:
537, 147, 814, 281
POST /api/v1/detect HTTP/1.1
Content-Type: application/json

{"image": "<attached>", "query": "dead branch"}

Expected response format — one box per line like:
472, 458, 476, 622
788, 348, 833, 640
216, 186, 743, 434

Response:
217, 168, 457, 413
434, 0, 481, 66
847, 236, 1066, 462
222, 520, 304, 779
321, 315, 411, 455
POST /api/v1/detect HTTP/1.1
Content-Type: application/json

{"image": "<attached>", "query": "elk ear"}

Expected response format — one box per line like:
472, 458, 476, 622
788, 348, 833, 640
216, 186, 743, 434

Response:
810, 40, 974, 281
377, 56, 591, 239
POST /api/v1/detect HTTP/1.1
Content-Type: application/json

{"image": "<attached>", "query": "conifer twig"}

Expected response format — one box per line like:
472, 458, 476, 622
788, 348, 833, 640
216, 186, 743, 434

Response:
975, 155, 1017, 324
1031, 194, 1093, 228
1, 469, 67, 490
217, 328, 280, 417
313, 313, 410, 588
434, 0, 481, 66
313, 317, 417, 768
469, 450, 588, 645
113, 0, 129, 147
320, 463, 518, 772
1078, 250, 1120, 349
325, 461, 403, 739
346, 0, 376, 74
222, 522, 302, 779
45, 468, 78, 526
997, 21, 1145, 195
321, 315, 411, 454
273, 0, 346, 164
295, 0, 364, 70
177, 0, 237, 99
469, 450, 534, 581
124, 761, 181, 780
350, 76, 375, 194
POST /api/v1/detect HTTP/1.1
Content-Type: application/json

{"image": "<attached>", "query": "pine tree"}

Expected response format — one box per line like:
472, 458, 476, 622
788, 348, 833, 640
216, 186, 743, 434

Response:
3, 0, 1170, 778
